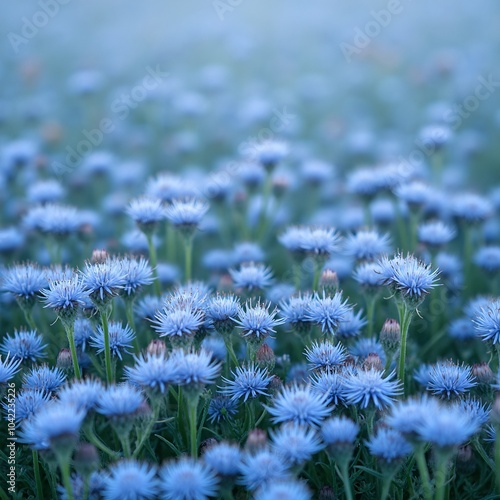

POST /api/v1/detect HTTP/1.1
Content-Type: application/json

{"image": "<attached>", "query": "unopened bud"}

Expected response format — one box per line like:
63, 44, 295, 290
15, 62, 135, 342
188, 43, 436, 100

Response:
91, 249, 108, 263
362, 353, 384, 371
380, 318, 401, 354
456, 444, 476, 474
147, 339, 167, 357
472, 362, 495, 385
57, 348, 73, 370
268, 375, 283, 395
272, 176, 289, 197
319, 486, 336, 500
256, 343, 275, 371
200, 438, 218, 456
319, 269, 339, 294
245, 429, 268, 454
74, 443, 99, 476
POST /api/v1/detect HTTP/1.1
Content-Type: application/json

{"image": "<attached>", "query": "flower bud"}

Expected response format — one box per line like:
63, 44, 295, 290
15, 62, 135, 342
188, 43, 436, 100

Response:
91, 249, 108, 263
362, 353, 384, 372
380, 318, 401, 354
245, 429, 268, 454
256, 343, 275, 371
57, 348, 73, 370
319, 269, 339, 295
74, 443, 99, 477
146, 339, 167, 357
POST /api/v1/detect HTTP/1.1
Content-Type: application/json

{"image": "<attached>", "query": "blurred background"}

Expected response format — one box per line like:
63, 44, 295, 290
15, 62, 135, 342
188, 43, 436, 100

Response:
1, 0, 500, 185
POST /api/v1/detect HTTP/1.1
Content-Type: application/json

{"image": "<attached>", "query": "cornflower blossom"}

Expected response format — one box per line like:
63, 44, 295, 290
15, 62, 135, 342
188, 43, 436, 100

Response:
343, 229, 391, 262
91, 322, 135, 360
0, 354, 22, 385
304, 340, 347, 371
102, 461, 159, 500
1, 263, 47, 305
238, 449, 290, 491
40, 275, 89, 320
270, 423, 323, 466
474, 300, 500, 345
234, 300, 285, 344
279, 293, 313, 333
426, 361, 477, 399
22, 365, 66, 393
219, 363, 273, 402
366, 428, 413, 464
229, 262, 274, 291
126, 197, 165, 233
125, 353, 179, 395
306, 291, 351, 335
0, 329, 47, 362
202, 442, 243, 478
418, 220, 456, 247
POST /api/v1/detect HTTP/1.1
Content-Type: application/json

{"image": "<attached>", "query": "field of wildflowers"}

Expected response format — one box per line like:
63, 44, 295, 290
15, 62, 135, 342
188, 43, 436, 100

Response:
2, 2, 500, 499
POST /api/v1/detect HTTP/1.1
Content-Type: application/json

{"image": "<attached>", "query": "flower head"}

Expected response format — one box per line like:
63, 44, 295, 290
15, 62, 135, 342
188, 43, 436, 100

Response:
344, 369, 401, 410
474, 299, 500, 345
306, 291, 351, 335
160, 457, 219, 500
103, 460, 158, 500
126, 197, 165, 233
252, 139, 288, 170
164, 198, 208, 235
256, 480, 311, 500
91, 322, 135, 360
280, 293, 313, 333
81, 259, 126, 307
234, 300, 285, 343
1, 263, 47, 305
23, 203, 83, 236
118, 256, 154, 296
304, 340, 346, 372
310, 370, 349, 406
238, 449, 290, 491
1, 329, 47, 363
265, 383, 331, 426
23, 365, 66, 393
321, 416, 359, 448
41, 275, 89, 320
174, 349, 221, 393
220, 363, 273, 402
366, 428, 412, 464
202, 441, 242, 478
0, 354, 22, 385
206, 294, 239, 334
4, 389, 51, 422
426, 361, 476, 399
96, 384, 146, 420
125, 353, 178, 394
57, 378, 104, 412
344, 229, 391, 262
418, 220, 456, 247
207, 395, 238, 423
230, 262, 274, 291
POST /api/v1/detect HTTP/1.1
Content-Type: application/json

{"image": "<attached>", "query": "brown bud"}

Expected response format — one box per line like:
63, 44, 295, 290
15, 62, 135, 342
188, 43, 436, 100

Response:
362, 352, 384, 371
74, 443, 99, 476
256, 343, 275, 371
147, 339, 167, 357
245, 429, 268, 454
57, 348, 73, 370
268, 375, 283, 395
91, 249, 108, 263
380, 318, 401, 354
319, 269, 339, 294
472, 362, 495, 385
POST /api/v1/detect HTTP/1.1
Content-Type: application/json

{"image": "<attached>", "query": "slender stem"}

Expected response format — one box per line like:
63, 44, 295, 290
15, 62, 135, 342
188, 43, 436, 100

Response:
463, 225, 474, 295
187, 396, 199, 457
495, 426, 500, 494
415, 447, 432, 500
184, 236, 193, 283
147, 234, 162, 296
84, 426, 119, 459
125, 300, 140, 353
133, 401, 160, 458
434, 453, 451, 500
396, 303, 413, 395
472, 438, 495, 472
58, 458, 74, 500
366, 294, 376, 336
312, 261, 322, 291
32, 450, 44, 500
166, 223, 176, 263
381, 474, 395, 500
338, 462, 354, 500
65, 321, 81, 379
20, 304, 37, 331
256, 172, 273, 241
100, 311, 113, 384
119, 433, 132, 458
224, 336, 239, 367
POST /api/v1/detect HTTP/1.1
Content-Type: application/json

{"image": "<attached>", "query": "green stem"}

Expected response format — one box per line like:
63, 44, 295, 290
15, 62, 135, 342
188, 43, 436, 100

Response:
381, 473, 395, 500
463, 225, 474, 296
396, 302, 413, 395
166, 223, 176, 263
338, 462, 354, 500
58, 458, 74, 500
256, 172, 273, 241
434, 453, 451, 500
184, 236, 193, 283
312, 261, 322, 291
133, 402, 160, 458
224, 336, 239, 367
495, 426, 500, 494
415, 447, 432, 500
366, 294, 377, 337
32, 450, 44, 500
64, 321, 81, 379
187, 395, 199, 457
125, 300, 140, 353
100, 311, 113, 384
147, 234, 162, 296
20, 304, 37, 331
119, 432, 132, 458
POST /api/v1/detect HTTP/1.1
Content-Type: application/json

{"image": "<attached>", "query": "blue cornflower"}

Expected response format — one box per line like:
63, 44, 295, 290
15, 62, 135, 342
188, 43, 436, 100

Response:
27, 179, 65, 204
135, 294, 163, 321
426, 361, 477, 399
125, 353, 178, 394
91, 322, 135, 360
448, 318, 477, 341
229, 262, 274, 291
41, 275, 89, 320
202, 249, 234, 272
266, 283, 296, 305
346, 167, 384, 198
279, 293, 313, 333
220, 363, 273, 402
3, 390, 50, 422
385, 394, 442, 439
19, 401, 85, 450
164, 198, 209, 233
152, 306, 204, 340
371, 198, 395, 226
279, 226, 309, 258
1, 330, 46, 362
349, 337, 386, 364
238, 449, 290, 491
310, 371, 349, 405
0, 354, 22, 385
304, 340, 346, 371
465, 296, 493, 319
207, 294, 240, 335
0, 227, 24, 253
265, 383, 331, 426
270, 423, 323, 466
201, 335, 227, 362
96, 384, 146, 420
232, 242, 265, 264
452, 193, 493, 224
366, 428, 412, 464
45, 265, 75, 282
353, 262, 384, 290
156, 263, 180, 286
301, 227, 341, 257
344, 369, 401, 410
23, 365, 66, 393
378, 253, 439, 307
419, 124, 451, 149
1, 263, 47, 304
321, 416, 360, 448
394, 181, 432, 208
23, 203, 83, 236
146, 173, 193, 202
202, 441, 242, 478
208, 395, 238, 423
414, 364, 434, 388
337, 309, 367, 339
415, 403, 480, 448
103, 460, 158, 500
306, 291, 351, 335
234, 300, 285, 343
73, 318, 95, 351
435, 252, 462, 279
252, 139, 288, 170
256, 480, 312, 500
81, 259, 126, 306
57, 378, 104, 412
174, 349, 221, 391
457, 397, 491, 427
418, 220, 456, 247
126, 197, 165, 232
160, 457, 219, 500
344, 229, 391, 262
474, 246, 500, 273
118, 256, 154, 297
